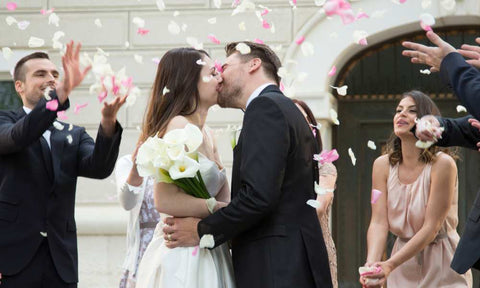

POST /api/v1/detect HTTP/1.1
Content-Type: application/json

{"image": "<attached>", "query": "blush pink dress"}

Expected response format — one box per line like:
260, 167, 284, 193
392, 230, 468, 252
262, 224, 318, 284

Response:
387, 159, 472, 287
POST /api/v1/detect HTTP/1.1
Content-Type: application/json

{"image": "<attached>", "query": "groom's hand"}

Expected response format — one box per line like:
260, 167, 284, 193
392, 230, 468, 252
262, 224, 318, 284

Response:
163, 217, 201, 249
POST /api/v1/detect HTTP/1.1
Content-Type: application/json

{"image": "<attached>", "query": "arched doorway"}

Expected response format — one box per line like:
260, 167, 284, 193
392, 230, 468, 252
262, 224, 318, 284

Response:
333, 26, 480, 287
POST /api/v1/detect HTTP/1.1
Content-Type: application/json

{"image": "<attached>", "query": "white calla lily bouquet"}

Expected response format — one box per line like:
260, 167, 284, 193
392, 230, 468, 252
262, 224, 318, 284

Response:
136, 123, 210, 199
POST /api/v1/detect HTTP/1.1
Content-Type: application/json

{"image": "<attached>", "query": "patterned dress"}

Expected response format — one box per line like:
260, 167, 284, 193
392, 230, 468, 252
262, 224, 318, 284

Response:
318, 163, 338, 288
120, 179, 161, 288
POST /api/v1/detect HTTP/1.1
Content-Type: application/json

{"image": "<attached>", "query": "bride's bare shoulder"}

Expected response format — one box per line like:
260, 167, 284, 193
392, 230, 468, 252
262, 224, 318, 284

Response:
165, 115, 190, 132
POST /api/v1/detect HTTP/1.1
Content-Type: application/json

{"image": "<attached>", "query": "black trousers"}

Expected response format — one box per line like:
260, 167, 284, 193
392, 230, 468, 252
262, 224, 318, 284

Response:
1, 239, 77, 288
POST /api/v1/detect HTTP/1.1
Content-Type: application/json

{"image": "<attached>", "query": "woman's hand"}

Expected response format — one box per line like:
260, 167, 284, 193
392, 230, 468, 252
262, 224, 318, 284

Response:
362, 261, 394, 288
127, 141, 143, 186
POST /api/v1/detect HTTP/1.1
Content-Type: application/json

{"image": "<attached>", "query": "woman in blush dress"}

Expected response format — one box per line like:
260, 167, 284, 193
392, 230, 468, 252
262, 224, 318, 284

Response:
293, 99, 338, 288
361, 91, 472, 288
134, 47, 235, 288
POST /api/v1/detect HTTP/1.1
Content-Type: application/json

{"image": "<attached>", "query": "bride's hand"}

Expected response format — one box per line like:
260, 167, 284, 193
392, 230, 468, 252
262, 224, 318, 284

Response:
163, 217, 201, 248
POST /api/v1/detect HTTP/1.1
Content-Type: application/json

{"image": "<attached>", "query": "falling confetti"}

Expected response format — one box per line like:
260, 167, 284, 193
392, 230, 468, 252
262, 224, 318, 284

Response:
420, 69, 431, 75
156, 0, 166, 11
330, 109, 339, 125
53, 121, 65, 131
28, 36, 45, 48
6, 2, 17, 11
207, 34, 221, 44
168, 20, 181, 35
330, 85, 348, 96
17, 20, 30, 30
371, 189, 382, 204
2, 47, 13, 60
132, 17, 145, 28
353, 30, 368, 46
367, 140, 377, 150
301, 41, 315, 56
456, 105, 467, 113
46, 99, 59, 111
306, 199, 321, 209
137, 28, 149, 35
236, 42, 251, 54
295, 36, 305, 45
196, 59, 206, 65
419, 13, 435, 31
48, 13, 60, 27
74, 103, 88, 114
66, 135, 73, 144
208, 17, 217, 24
348, 148, 356, 166
94, 18, 102, 28
163, 87, 170, 95
328, 66, 337, 76
134, 54, 143, 64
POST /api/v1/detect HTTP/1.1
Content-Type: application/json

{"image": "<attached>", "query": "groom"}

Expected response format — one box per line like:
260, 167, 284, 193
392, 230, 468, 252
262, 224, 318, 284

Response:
164, 42, 333, 288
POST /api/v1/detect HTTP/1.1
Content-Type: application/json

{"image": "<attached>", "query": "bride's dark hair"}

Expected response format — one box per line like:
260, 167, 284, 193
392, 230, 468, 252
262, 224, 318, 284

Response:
385, 90, 455, 165
140, 48, 209, 141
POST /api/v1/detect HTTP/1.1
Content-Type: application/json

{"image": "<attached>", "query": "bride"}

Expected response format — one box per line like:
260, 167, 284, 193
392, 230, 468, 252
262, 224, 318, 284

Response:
134, 48, 235, 288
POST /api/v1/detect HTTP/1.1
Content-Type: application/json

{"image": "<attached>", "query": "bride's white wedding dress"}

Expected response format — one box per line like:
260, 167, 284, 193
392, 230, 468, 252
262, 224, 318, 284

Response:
135, 153, 236, 288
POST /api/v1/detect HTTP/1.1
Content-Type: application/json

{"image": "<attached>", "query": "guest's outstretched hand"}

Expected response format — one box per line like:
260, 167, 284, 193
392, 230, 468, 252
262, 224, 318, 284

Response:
415, 115, 443, 142
56, 41, 92, 104
402, 31, 456, 72
458, 37, 480, 69
468, 118, 480, 151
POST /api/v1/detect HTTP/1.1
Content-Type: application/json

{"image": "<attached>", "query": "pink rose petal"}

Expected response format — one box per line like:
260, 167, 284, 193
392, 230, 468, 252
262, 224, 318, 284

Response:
254, 38, 264, 44
314, 149, 339, 165
328, 66, 337, 76
292, 0, 297, 4
356, 12, 369, 20
121, 77, 133, 89
214, 60, 223, 73
420, 21, 432, 31
280, 82, 285, 92
46, 99, 59, 111
262, 19, 271, 29
137, 28, 150, 35
358, 38, 368, 46
399, 0, 407, 3
98, 91, 108, 103
360, 266, 382, 277
192, 246, 199, 256
56, 111, 68, 120
40, 8, 54, 15
6, 2, 17, 11
207, 34, 221, 44
74, 102, 88, 114
295, 36, 305, 45
261, 8, 269, 16
371, 189, 382, 204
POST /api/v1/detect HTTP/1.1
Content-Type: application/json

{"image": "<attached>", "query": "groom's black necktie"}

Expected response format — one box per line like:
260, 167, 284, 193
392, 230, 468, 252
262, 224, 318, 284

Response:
39, 127, 54, 181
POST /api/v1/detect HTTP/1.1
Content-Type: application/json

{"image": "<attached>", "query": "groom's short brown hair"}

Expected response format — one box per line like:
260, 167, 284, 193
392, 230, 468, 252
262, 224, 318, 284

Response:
225, 41, 282, 85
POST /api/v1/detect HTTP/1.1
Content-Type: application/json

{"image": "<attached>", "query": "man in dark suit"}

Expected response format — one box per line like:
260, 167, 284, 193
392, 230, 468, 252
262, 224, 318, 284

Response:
162, 42, 333, 288
403, 31, 480, 275
0, 42, 125, 287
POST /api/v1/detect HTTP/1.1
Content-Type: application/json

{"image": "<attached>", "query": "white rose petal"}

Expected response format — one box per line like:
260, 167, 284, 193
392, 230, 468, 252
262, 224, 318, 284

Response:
306, 199, 321, 209
173, 11, 180, 17
134, 54, 143, 64
199, 234, 215, 248
17, 20, 30, 30
314, 182, 326, 195
441, 0, 456, 12
415, 140, 434, 149
52, 31, 65, 42
163, 87, 170, 95
156, 0, 166, 11
421, 0, 432, 9
456, 105, 467, 113
367, 140, 377, 150
66, 135, 73, 144
419, 13, 435, 26
28, 37, 45, 48
330, 109, 340, 125
420, 69, 431, 75
301, 41, 315, 57
315, 0, 326, 5
214, 0, 222, 8
330, 85, 348, 96
236, 43, 251, 54
181, 24, 188, 32
186, 37, 203, 50
68, 124, 73, 131
48, 13, 60, 27
132, 17, 145, 28
353, 30, 369, 45
6, 16, 17, 26
53, 121, 65, 131
238, 22, 246, 31
348, 148, 357, 166
168, 21, 181, 35
208, 17, 217, 24
202, 75, 213, 83
232, 0, 255, 16
94, 18, 103, 28
2, 47, 13, 60
196, 59, 206, 65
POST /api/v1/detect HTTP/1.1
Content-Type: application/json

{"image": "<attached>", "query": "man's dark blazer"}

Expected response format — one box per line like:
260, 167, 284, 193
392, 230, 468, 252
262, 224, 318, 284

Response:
0, 94, 122, 283
438, 52, 480, 274
198, 85, 332, 288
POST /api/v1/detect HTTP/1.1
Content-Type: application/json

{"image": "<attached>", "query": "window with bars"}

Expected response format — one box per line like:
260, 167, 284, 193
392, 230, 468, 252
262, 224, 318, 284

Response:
0, 81, 21, 110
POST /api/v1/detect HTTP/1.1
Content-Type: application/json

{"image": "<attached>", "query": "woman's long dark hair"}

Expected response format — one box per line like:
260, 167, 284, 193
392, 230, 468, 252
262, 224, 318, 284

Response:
140, 48, 209, 141
385, 90, 455, 165
292, 99, 322, 151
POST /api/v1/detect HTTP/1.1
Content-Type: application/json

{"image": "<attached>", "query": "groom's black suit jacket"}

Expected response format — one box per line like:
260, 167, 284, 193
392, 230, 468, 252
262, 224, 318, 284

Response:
0, 94, 122, 283
437, 52, 480, 274
198, 85, 332, 288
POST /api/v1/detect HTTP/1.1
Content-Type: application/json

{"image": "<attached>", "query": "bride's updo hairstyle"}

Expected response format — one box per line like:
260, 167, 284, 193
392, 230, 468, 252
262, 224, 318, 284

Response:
385, 90, 455, 165
141, 48, 210, 141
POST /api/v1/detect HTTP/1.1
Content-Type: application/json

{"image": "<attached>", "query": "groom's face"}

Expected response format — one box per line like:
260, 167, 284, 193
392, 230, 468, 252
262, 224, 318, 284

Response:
217, 53, 244, 108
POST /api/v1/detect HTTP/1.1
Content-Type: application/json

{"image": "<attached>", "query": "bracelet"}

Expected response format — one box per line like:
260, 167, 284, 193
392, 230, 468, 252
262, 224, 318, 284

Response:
206, 197, 217, 214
